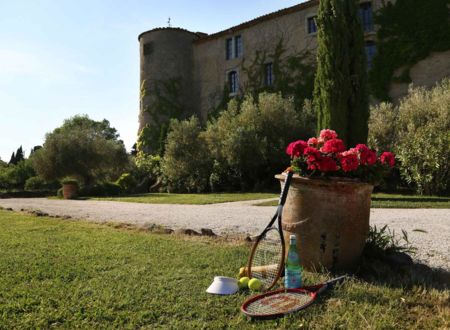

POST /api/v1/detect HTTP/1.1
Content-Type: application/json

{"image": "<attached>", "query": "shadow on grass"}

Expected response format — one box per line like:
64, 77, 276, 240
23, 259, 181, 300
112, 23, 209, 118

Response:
372, 197, 450, 203
352, 256, 450, 291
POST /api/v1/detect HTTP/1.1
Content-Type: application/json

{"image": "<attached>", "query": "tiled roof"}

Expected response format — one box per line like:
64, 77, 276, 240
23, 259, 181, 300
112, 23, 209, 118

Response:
138, 27, 204, 41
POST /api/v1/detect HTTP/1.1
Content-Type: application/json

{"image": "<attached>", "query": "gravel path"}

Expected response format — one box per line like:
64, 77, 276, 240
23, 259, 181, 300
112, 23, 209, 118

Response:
1, 198, 449, 270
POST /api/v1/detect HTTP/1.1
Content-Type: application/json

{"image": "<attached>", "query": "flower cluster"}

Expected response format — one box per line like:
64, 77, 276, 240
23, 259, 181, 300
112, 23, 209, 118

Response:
286, 129, 395, 183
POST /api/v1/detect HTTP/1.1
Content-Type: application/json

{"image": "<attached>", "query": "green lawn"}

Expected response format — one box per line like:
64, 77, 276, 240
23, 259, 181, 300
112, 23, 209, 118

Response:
0, 210, 449, 329
90, 192, 277, 205
253, 193, 450, 208
88, 192, 450, 208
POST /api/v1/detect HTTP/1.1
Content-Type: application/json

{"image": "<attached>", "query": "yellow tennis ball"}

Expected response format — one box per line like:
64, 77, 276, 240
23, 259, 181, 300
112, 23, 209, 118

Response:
238, 277, 250, 289
248, 278, 262, 291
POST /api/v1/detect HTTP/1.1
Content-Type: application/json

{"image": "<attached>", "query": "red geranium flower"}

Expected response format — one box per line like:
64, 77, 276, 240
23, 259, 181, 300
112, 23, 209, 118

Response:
355, 144, 377, 166
304, 147, 321, 170
307, 137, 319, 146
286, 140, 308, 157
317, 156, 338, 172
340, 151, 359, 172
320, 139, 346, 154
319, 129, 338, 141
380, 152, 395, 168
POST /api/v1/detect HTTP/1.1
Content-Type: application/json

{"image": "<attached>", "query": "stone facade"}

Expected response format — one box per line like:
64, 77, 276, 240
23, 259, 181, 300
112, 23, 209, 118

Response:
138, 0, 450, 133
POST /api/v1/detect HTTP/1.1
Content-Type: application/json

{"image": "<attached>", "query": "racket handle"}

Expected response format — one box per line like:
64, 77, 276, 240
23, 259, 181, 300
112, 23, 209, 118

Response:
318, 275, 348, 294
240, 265, 284, 278
279, 171, 294, 206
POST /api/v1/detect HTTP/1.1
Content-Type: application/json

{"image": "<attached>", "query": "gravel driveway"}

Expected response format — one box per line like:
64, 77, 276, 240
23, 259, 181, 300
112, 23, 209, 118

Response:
1, 198, 449, 270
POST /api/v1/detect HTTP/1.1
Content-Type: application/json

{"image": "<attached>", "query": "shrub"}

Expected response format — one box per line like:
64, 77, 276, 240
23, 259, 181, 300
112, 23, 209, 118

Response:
61, 177, 79, 186
0, 159, 35, 190
79, 182, 122, 197
368, 102, 398, 152
395, 80, 450, 195
368, 79, 450, 195
161, 117, 212, 193
24, 176, 59, 191
57, 188, 63, 198
204, 92, 310, 191
115, 173, 137, 193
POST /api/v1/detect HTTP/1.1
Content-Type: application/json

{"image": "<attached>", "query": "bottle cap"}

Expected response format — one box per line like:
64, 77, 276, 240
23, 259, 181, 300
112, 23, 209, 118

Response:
290, 234, 296, 240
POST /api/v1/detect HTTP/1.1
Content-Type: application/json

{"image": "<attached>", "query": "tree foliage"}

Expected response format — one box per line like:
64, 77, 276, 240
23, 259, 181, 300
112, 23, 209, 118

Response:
370, 0, 450, 100
32, 115, 128, 185
368, 79, 450, 195
161, 116, 212, 193
313, 0, 369, 147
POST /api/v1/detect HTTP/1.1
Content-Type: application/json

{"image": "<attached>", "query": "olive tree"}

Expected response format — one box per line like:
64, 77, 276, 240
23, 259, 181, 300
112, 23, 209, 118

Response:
32, 115, 128, 185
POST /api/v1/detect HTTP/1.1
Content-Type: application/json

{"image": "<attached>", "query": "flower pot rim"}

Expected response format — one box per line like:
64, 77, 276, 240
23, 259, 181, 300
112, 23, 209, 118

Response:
275, 173, 373, 187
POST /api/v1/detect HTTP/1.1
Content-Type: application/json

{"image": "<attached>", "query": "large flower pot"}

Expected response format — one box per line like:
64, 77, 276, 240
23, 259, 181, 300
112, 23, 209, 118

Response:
62, 183, 78, 200
276, 174, 373, 271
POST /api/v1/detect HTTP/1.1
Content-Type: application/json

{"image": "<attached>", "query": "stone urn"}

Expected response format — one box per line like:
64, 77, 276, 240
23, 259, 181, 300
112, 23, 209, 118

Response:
62, 182, 78, 199
276, 174, 373, 270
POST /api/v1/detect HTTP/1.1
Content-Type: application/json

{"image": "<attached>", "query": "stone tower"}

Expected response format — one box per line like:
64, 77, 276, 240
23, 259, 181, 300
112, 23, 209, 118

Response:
138, 28, 200, 152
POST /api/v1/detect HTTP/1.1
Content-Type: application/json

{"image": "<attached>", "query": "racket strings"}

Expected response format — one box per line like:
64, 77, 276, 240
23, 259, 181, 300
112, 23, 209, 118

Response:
251, 228, 283, 289
245, 291, 312, 316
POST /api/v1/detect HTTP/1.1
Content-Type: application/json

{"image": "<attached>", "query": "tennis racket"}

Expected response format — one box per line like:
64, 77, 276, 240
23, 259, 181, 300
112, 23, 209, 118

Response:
241, 275, 348, 319
247, 170, 294, 291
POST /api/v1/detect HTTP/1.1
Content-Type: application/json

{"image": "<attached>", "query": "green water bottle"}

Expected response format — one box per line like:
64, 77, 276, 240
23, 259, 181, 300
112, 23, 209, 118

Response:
285, 234, 302, 289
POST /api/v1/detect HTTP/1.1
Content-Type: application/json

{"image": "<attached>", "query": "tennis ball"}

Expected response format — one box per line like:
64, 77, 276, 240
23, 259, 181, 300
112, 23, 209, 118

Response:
238, 277, 250, 289
248, 278, 262, 291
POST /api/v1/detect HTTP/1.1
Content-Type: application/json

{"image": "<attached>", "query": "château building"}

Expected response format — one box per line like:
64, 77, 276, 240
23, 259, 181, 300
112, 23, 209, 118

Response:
138, 0, 450, 139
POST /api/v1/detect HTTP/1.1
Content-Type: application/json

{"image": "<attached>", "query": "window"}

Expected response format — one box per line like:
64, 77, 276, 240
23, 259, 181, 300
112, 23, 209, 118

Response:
228, 71, 238, 94
365, 41, 376, 69
235, 35, 243, 58
359, 2, 373, 32
226, 36, 243, 60
265, 63, 274, 86
307, 16, 317, 34
226, 38, 233, 60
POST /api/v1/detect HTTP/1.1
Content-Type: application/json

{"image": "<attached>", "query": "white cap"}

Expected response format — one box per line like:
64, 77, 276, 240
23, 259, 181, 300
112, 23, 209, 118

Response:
206, 276, 239, 295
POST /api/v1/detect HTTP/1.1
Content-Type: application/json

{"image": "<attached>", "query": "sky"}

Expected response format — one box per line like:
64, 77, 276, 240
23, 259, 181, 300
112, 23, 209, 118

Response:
0, 0, 304, 162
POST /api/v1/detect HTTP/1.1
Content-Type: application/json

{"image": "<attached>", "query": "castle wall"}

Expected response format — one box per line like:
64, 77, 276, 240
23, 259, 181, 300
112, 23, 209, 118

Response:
138, 0, 449, 136
191, 0, 385, 118
389, 49, 450, 101
192, 3, 318, 119
138, 29, 199, 132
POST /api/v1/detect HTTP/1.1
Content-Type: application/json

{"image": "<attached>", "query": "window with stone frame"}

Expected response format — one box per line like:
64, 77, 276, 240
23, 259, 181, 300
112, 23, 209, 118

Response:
307, 16, 317, 34
365, 41, 376, 69
234, 35, 243, 58
359, 2, 373, 32
228, 71, 238, 94
226, 38, 233, 60
265, 62, 274, 86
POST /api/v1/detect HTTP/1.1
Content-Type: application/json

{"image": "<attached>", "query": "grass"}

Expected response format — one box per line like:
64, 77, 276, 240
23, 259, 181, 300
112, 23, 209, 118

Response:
89, 192, 277, 205
0, 210, 449, 329
253, 193, 450, 208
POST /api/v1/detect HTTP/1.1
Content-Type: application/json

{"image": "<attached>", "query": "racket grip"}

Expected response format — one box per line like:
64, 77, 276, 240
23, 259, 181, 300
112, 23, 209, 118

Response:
325, 275, 347, 287
239, 265, 284, 278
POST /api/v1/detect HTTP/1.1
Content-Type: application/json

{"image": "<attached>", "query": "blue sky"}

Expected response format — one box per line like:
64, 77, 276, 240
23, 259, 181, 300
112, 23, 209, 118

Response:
0, 0, 303, 161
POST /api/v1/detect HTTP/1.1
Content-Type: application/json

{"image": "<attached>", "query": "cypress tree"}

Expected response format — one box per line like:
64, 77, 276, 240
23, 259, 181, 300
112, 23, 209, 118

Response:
313, 0, 369, 147
15, 146, 24, 163
345, 0, 369, 147
9, 152, 16, 165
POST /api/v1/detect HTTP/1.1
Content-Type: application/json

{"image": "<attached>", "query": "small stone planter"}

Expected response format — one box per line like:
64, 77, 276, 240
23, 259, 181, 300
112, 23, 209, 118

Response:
276, 174, 373, 270
62, 183, 78, 200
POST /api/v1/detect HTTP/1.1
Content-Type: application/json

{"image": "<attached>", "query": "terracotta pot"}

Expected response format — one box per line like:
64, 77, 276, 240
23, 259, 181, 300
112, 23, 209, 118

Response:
276, 174, 373, 270
62, 183, 78, 199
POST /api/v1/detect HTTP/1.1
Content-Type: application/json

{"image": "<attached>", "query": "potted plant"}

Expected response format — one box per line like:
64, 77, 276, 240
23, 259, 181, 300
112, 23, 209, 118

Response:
278, 129, 395, 270
61, 177, 79, 200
